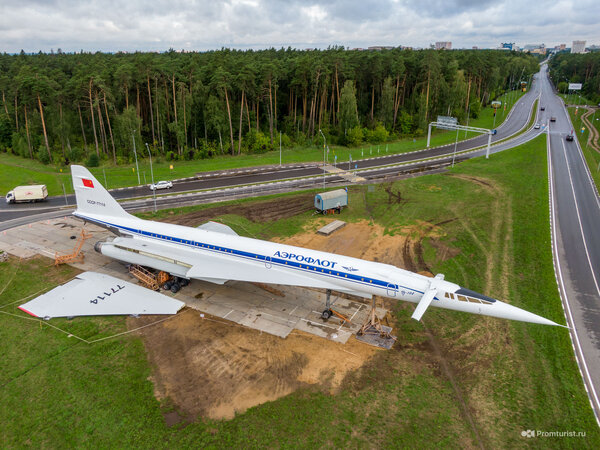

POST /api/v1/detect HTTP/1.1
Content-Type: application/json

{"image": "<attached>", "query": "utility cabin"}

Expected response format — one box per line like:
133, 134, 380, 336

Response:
315, 189, 348, 215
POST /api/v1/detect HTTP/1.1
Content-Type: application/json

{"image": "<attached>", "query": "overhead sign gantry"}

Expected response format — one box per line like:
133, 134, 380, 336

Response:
427, 119, 496, 159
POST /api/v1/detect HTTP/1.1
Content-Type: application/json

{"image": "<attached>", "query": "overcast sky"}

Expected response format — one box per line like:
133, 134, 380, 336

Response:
1, 0, 598, 53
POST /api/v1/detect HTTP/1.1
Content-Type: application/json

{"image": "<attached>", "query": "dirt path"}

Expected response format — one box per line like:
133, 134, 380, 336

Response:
581, 107, 600, 153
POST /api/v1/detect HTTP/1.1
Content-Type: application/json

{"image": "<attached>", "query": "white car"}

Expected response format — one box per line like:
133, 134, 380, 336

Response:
534, 123, 540, 129
149, 180, 173, 190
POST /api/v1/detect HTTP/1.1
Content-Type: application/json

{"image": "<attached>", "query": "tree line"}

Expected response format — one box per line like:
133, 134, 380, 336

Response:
549, 52, 600, 104
0, 48, 539, 165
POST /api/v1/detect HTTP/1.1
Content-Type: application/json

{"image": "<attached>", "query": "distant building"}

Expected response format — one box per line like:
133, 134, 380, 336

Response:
571, 40, 586, 53
472, 46, 478, 50
367, 46, 394, 51
435, 41, 452, 50
559, 44, 566, 51
588, 44, 600, 52
501, 42, 515, 50
523, 44, 546, 54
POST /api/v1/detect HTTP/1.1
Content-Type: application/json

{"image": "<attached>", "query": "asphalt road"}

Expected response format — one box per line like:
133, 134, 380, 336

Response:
540, 63, 600, 424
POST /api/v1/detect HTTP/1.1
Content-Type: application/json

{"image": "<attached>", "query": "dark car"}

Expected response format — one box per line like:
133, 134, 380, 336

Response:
541, 106, 545, 111
566, 134, 574, 141
550, 117, 556, 122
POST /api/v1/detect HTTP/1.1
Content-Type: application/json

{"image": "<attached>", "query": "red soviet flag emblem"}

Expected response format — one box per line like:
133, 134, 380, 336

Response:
82, 178, 94, 188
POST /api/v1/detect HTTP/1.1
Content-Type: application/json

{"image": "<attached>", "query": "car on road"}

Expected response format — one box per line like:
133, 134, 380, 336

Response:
149, 180, 173, 190
566, 134, 574, 141
540, 106, 545, 111
550, 117, 556, 122
534, 124, 541, 129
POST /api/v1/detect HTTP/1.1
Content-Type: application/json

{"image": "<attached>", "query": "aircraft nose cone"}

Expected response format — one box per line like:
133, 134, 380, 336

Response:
455, 288, 564, 327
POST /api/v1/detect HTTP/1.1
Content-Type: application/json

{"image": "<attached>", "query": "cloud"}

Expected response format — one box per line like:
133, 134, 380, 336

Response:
0, 0, 598, 53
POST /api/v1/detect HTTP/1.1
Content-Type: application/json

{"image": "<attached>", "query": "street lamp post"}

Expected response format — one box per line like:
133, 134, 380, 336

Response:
145, 143, 157, 213
132, 130, 140, 185
452, 127, 459, 168
319, 129, 326, 189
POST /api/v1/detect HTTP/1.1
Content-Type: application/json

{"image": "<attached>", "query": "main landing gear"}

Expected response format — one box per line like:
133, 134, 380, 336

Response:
163, 277, 190, 293
321, 289, 333, 319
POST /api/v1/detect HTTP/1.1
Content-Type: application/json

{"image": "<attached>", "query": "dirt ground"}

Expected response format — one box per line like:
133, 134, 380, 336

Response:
159, 193, 315, 227
130, 216, 454, 422
130, 310, 379, 421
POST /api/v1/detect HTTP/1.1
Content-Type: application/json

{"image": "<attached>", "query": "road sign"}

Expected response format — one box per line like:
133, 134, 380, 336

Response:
436, 115, 458, 130
491, 101, 502, 108
568, 83, 582, 91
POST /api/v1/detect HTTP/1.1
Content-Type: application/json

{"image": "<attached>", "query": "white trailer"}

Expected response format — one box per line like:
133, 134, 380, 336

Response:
5, 185, 48, 204
314, 189, 348, 214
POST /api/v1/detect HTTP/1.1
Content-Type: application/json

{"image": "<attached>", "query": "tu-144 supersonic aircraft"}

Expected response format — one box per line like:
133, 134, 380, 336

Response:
71, 165, 562, 327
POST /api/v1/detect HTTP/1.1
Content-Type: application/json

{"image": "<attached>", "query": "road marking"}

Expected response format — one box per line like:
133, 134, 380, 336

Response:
560, 137, 600, 297
548, 132, 600, 426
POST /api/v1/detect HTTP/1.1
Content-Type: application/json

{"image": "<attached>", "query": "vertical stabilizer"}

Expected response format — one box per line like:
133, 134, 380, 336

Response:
71, 165, 130, 219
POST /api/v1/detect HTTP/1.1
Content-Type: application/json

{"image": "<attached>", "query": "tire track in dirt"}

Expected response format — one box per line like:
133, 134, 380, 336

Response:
159, 193, 315, 227
442, 174, 517, 446
451, 175, 513, 297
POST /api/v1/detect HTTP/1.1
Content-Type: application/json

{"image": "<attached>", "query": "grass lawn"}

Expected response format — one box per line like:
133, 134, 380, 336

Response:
1, 132, 598, 447
558, 93, 595, 106
0, 91, 525, 196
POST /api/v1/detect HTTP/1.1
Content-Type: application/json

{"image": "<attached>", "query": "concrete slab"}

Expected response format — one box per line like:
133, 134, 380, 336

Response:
0, 215, 389, 344
317, 220, 346, 236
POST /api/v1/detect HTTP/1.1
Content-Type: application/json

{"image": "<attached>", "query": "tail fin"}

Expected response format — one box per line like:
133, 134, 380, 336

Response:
71, 165, 130, 219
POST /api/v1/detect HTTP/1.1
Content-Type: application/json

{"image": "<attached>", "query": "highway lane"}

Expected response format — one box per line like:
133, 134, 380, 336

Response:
543, 63, 600, 423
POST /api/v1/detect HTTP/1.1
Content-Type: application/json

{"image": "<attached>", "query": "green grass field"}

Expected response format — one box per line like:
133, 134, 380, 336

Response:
1, 132, 598, 447
0, 91, 524, 196
558, 93, 594, 106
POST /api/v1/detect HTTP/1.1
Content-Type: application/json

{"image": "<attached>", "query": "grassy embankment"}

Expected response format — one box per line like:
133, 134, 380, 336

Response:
0, 91, 524, 196
1, 133, 598, 447
567, 107, 600, 191
558, 93, 595, 106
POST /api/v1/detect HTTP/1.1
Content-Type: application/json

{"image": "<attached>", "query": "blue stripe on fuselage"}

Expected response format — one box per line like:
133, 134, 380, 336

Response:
78, 213, 424, 295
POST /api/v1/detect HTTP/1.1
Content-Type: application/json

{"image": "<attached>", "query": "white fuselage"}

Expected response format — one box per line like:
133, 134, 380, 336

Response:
80, 210, 443, 303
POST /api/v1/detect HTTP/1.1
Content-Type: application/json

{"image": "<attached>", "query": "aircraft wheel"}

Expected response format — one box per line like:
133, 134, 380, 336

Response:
171, 283, 180, 293
180, 278, 189, 287
321, 309, 332, 320
163, 281, 172, 290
